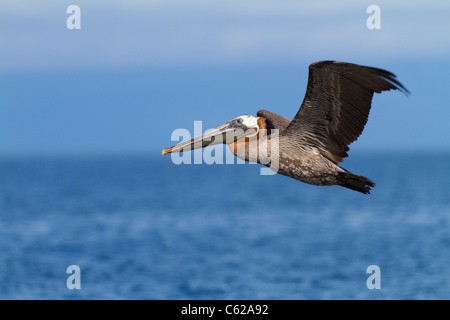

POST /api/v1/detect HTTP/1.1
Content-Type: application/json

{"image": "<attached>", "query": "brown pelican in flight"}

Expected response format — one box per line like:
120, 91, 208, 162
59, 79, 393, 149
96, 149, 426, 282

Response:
162, 61, 408, 194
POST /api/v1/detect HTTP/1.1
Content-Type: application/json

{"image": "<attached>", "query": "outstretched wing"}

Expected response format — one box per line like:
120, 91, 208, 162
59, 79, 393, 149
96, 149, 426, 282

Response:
282, 61, 408, 164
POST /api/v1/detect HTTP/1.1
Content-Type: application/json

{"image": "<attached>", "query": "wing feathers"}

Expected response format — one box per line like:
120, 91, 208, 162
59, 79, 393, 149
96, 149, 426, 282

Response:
282, 61, 408, 164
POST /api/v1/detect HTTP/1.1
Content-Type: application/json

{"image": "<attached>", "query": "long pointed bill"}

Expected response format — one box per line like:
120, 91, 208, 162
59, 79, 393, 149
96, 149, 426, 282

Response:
162, 121, 257, 155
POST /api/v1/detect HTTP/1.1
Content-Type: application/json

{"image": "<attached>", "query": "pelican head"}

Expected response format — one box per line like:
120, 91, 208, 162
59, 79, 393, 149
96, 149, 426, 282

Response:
162, 115, 260, 155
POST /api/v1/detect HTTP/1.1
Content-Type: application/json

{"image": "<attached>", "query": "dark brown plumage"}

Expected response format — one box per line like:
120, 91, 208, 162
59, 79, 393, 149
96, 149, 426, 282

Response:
281, 61, 409, 164
162, 61, 408, 194
256, 110, 291, 132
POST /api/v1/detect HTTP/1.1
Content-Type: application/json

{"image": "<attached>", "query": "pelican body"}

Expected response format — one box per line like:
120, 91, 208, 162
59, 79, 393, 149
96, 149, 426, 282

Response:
163, 61, 408, 194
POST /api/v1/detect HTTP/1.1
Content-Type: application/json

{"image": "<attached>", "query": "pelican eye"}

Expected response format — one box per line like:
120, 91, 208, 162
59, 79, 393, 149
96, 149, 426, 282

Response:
236, 118, 243, 124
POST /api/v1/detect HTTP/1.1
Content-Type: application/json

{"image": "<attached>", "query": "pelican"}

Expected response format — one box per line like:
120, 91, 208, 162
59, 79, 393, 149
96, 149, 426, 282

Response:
162, 61, 408, 194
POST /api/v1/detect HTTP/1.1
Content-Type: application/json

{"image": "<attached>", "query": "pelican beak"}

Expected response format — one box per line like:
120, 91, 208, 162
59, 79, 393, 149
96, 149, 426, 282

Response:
162, 119, 258, 155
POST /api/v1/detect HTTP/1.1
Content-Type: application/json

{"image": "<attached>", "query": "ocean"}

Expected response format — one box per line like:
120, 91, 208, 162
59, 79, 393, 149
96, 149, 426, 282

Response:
0, 152, 449, 299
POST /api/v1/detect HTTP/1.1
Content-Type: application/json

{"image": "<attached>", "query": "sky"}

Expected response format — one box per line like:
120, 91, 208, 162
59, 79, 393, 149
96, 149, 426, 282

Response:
0, 0, 449, 155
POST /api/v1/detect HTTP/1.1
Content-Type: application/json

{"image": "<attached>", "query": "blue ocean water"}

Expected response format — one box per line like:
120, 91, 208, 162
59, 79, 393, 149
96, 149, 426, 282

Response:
0, 152, 449, 299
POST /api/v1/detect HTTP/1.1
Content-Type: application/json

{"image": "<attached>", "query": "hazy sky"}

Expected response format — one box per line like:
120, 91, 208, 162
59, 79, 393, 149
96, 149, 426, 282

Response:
0, 1, 449, 154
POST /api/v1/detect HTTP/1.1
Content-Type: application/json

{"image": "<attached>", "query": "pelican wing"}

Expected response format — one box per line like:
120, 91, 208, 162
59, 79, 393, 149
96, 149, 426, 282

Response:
282, 61, 408, 164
